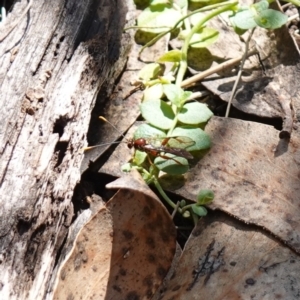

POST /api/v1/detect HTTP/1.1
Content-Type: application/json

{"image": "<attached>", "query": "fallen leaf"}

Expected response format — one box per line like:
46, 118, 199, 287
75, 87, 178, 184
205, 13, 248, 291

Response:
53, 171, 177, 299
200, 4, 300, 120
160, 211, 300, 300
174, 116, 300, 253
99, 122, 141, 177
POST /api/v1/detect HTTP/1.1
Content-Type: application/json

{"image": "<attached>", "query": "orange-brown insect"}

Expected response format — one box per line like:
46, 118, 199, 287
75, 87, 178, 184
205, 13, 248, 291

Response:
128, 137, 193, 160
84, 117, 194, 162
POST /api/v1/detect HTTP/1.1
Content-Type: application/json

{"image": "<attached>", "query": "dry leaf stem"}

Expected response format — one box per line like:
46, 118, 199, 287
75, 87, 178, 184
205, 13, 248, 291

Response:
225, 28, 255, 117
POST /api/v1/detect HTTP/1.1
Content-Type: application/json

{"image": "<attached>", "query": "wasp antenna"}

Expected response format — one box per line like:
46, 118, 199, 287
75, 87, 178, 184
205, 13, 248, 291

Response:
99, 116, 108, 122
99, 116, 125, 137
82, 141, 125, 152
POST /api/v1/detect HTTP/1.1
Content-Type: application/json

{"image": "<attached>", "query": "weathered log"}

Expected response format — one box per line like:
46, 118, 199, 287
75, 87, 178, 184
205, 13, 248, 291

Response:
0, 0, 131, 298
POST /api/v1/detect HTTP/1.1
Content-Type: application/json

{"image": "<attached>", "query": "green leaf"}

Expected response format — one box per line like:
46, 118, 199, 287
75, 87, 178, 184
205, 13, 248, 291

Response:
159, 73, 176, 84
139, 63, 162, 81
154, 154, 189, 175
172, 126, 211, 151
232, 26, 247, 35
151, 0, 170, 4
178, 102, 213, 125
183, 210, 190, 218
191, 204, 208, 217
141, 169, 153, 182
181, 91, 193, 103
230, 1, 288, 30
180, 28, 219, 48
157, 50, 182, 63
140, 100, 175, 129
176, 0, 188, 8
187, 47, 214, 71
121, 162, 132, 172
137, 4, 182, 34
133, 150, 148, 165
134, 123, 166, 140
197, 189, 214, 205
180, 199, 186, 207
229, 9, 257, 30
163, 84, 184, 106
134, 0, 151, 8
190, 27, 219, 48
287, 0, 300, 6
190, 0, 222, 4
189, 12, 204, 26
166, 136, 195, 149
143, 84, 164, 101
252, 0, 269, 12
254, 9, 287, 29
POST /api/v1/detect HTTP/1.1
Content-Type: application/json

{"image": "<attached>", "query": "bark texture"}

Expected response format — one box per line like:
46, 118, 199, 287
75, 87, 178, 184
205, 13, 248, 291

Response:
0, 0, 131, 298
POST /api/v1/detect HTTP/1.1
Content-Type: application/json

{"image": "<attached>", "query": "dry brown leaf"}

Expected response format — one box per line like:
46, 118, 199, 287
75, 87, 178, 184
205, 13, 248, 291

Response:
99, 122, 140, 177
53, 206, 113, 299
99, 116, 300, 254
196, 2, 300, 120
161, 211, 300, 300
53, 172, 176, 299
174, 116, 300, 253
182, 0, 300, 118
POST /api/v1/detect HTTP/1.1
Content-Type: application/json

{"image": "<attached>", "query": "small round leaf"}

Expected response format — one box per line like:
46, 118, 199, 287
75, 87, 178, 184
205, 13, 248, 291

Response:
143, 84, 164, 101
230, 10, 257, 30
254, 9, 287, 29
197, 189, 214, 205
137, 4, 182, 34
121, 162, 132, 172
154, 155, 189, 175
163, 84, 184, 106
178, 102, 213, 125
134, 123, 166, 140
133, 150, 148, 165
140, 100, 175, 130
179, 28, 219, 48
157, 50, 182, 63
191, 204, 208, 217
172, 126, 211, 151
252, 0, 269, 12
139, 63, 162, 81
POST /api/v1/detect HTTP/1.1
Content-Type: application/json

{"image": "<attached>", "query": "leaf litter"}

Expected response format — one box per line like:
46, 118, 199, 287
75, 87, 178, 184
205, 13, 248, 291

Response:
63, 0, 300, 298
160, 211, 300, 300
175, 116, 300, 253
53, 170, 177, 299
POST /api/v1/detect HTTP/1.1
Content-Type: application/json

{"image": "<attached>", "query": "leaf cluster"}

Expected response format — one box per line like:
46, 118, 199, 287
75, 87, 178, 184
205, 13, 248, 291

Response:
132, 82, 212, 175
128, 0, 297, 219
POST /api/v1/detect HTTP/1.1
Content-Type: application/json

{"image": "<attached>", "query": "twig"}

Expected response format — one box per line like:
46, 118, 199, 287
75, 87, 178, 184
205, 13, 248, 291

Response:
176, 2, 238, 86
279, 93, 293, 139
171, 201, 180, 219
180, 49, 257, 88
225, 28, 255, 118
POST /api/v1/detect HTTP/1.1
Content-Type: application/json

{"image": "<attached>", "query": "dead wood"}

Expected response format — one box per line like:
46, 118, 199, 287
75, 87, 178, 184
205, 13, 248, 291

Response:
0, 0, 132, 298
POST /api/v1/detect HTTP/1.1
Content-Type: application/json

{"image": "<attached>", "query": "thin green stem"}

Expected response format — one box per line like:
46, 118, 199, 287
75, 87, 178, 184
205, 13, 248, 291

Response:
167, 114, 179, 136
176, 2, 238, 86
153, 178, 183, 214
191, 210, 199, 226
138, 1, 238, 55
181, 203, 194, 212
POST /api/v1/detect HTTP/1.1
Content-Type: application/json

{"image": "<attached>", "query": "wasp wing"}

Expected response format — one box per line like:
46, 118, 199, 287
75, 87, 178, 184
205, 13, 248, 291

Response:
165, 136, 195, 149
